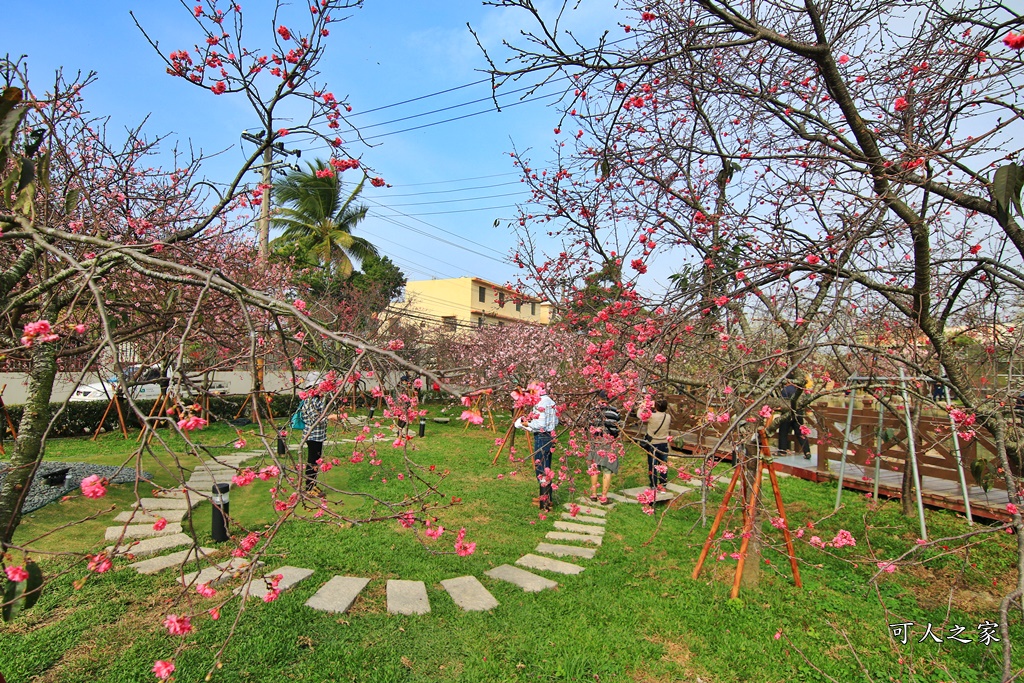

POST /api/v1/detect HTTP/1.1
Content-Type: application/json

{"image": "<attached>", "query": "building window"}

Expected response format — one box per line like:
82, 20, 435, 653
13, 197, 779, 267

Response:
531, 302, 536, 316
516, 301, 522, 312
498, 291, 505, 307
478, 285, 486, 303
442, 316, 457, 329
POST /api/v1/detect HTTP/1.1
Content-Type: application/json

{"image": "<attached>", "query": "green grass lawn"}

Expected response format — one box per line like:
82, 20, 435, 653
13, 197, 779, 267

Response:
1, 409, 1020, 682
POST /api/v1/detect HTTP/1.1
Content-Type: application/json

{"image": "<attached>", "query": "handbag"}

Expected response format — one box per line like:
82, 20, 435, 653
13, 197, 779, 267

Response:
290, 401, 306, 430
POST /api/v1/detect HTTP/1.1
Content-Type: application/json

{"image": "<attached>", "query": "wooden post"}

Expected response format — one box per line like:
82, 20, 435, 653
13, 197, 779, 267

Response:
692, 463, 744, 579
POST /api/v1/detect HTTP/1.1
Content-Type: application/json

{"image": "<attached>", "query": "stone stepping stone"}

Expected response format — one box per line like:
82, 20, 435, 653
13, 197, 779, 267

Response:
560, 513, 605, 525
114, 509, 188, 524
484, 564, 557, 592
621, 486, 655, 498
107, 533, 195, 558
387, 579, 430, 615
129, 547, 215, 575
305, 576, 371, 614
515, 553, 584, 576
134, 497, 203, 511
104, 523, 183, 542
603, 492, 635, 503
432, 417, 451, 424
564, 503, 607, 517
234, 566, 314, 600
440, 576, 498, 612
553, 521, 606, 536
536, 542, 597, 559
181, 558, 258, 588
546, 531, 602, 546
576, 496, 615, 510
152, 490, 188, 500
665, 482, 692, 494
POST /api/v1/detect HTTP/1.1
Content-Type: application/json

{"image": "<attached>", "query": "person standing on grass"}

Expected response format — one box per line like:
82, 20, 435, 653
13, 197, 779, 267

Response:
514, 381, 560, 511
641, 397, 672, 490
299, 390, 337, 493
587, 390, 621, 504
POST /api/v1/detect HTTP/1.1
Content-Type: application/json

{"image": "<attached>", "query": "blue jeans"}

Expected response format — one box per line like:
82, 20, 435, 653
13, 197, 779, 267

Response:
532, 431, 554, 505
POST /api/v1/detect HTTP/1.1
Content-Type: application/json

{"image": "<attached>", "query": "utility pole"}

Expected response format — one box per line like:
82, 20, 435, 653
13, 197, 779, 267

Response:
257, 142, 274, 259
241, 127, 301, 259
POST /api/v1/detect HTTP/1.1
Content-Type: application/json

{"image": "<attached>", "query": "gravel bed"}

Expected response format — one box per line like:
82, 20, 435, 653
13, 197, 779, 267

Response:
0, 461, 153, 514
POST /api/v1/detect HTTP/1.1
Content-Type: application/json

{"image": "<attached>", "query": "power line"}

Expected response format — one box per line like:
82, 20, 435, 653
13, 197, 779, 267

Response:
378, 180, 520, 198
368, 211, 508, 263
348, 77, 491, 117
357, 91, 561, 143
362, 196, 508, 258
397, 172, 520, 187
371, 204, 519, 217
381, 190, 526, 208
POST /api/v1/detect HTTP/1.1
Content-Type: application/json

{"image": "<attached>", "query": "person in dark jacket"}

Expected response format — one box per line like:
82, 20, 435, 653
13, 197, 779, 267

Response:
778, 379, 811, 458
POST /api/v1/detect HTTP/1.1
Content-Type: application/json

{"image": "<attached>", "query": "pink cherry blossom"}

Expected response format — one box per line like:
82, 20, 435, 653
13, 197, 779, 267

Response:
176, 415, 208, 431
196, 583, 217, 598
831, 529, 857, 548
153, 660, 175, 680
876, 561, 897, 573
163, 613, 193, 635
20, 320, 60, 347
153, 518, 167, 531
5, 565, 28, 582
1007, 502, 1019, 515
893, 96, 909, 112
758, 405, 774, 419
87, 553, 112, 573
80, 474, 107, 499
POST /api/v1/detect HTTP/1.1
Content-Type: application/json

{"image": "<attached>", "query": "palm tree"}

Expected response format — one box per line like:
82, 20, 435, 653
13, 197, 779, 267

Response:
271, 160, 378, 278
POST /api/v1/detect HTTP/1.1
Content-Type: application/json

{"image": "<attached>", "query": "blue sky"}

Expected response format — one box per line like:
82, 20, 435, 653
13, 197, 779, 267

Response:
0, 1, 625, 288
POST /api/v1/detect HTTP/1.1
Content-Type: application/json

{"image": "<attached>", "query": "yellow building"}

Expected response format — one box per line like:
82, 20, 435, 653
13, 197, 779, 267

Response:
396, 277, 551, 328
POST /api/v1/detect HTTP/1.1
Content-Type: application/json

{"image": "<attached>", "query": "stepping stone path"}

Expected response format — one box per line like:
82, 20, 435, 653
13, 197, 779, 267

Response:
234, 566, 314, 600
546, 531, 603, 545
553, 521, 606, 536
113, 509, 188, 524
535, 542, 596, 559
107, 533, 197, 558
104, 522, 184, 542
181, 557, 259, 588
440, 575, 498, 611
485, 565, 557, 592
561, 513, 605, 525
566, 503, 607, 517
516, 553, 585, 575
305, 576, 370, 614
387, 579, 430, 615
129, 547, 215, 575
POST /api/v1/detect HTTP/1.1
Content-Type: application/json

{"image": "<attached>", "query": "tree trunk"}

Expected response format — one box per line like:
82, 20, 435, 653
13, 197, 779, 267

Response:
0, 338, 59, 549
740, 443, 762, 589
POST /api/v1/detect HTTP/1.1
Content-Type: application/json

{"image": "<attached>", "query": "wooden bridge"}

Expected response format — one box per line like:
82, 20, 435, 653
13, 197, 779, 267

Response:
657, 396, 1012, 524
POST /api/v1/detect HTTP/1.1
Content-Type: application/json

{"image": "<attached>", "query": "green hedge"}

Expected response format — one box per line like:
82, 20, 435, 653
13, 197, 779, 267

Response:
0, 394, 303, 441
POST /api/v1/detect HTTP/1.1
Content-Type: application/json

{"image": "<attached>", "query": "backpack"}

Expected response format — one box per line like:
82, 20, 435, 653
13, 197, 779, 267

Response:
290, 401, 306, 430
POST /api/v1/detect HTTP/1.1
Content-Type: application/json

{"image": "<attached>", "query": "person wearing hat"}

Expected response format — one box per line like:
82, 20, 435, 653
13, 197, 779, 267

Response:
587, 390, 621, 503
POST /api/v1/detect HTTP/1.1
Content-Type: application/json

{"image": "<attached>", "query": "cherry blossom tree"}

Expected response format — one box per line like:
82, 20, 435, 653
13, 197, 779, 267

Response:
479, 0, 1024, 676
